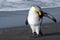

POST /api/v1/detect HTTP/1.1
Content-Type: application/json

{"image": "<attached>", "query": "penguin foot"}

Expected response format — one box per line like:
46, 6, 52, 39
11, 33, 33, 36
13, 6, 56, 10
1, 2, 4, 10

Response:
32, 32, 40, 38
32, 31, 43, 37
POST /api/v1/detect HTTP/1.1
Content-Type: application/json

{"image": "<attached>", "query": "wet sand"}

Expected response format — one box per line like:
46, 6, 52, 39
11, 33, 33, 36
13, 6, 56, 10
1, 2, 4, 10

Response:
0, 22, 60, 40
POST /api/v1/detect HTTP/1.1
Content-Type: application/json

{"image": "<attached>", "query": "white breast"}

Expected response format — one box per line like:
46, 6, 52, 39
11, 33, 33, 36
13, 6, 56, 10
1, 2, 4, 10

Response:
27, 7, 40, 25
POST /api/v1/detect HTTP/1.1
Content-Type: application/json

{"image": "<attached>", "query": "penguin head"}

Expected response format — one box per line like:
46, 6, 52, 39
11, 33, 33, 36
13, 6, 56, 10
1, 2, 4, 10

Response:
31, 6, 42, 16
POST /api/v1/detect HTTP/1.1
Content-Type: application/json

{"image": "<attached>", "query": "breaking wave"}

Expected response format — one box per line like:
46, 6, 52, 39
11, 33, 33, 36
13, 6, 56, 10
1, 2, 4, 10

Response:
0, 1, 60, 11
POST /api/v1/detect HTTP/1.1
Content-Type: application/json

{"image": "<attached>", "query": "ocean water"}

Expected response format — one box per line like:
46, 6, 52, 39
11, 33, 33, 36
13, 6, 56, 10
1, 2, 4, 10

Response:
0, 1, 60, 28
0, 1, 60, 11
0, 7, 60, 28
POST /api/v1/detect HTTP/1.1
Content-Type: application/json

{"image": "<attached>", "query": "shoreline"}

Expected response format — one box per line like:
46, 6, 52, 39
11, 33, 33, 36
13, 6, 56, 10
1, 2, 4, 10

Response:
0, 21, 59, 29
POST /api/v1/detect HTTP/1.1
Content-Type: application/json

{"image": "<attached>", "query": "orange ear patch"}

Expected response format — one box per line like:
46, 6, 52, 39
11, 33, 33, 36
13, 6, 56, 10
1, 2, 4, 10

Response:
39, 12, 41, 15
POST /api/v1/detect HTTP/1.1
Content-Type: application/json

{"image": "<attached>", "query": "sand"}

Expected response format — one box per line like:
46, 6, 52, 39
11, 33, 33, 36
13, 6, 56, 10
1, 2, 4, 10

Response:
0, 22, 60, 40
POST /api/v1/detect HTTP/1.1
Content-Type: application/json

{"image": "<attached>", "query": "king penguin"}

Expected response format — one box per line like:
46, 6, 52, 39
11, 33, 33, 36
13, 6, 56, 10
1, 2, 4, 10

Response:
25, 5, 57, 37
26, 6, 43, 37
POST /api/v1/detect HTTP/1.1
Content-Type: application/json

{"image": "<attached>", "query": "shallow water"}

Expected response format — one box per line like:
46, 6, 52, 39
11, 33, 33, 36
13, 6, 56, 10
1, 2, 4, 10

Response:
0, 7, 60, 28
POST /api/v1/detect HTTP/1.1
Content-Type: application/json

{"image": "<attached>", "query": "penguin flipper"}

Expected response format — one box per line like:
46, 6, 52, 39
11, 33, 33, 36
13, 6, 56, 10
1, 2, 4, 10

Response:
43, 12, 57, 23
25, 18, 28, 25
